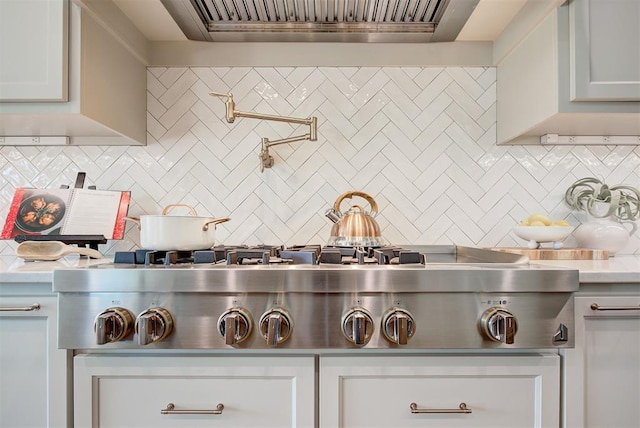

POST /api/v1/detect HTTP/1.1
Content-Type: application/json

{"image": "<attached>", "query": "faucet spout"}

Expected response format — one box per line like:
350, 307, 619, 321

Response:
210, 90, 318, 172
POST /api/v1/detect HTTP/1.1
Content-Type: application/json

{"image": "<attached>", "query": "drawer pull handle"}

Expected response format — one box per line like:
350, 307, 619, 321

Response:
0, 303, 40, 312
410, 402, 471, 414
590, 303, 640, 311
161, 403, 224, 415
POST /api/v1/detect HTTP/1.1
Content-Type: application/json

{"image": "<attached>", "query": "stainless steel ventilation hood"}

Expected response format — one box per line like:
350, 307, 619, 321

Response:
161, 0, 480, 42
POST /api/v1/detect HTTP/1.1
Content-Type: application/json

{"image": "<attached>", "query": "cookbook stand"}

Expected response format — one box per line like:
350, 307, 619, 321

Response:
13, 234, 107, 251
13, 173, 108, 251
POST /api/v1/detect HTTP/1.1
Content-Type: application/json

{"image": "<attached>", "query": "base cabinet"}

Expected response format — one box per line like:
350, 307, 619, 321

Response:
564, 295, 640, 428
0, 295, 68, 428
73, 355, 315, 428
75, 353, 561, 428
320, 354, 560, 428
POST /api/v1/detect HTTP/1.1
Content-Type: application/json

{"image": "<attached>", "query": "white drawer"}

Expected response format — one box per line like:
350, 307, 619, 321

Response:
320, 354, 560, 428
74, 355, 315, 428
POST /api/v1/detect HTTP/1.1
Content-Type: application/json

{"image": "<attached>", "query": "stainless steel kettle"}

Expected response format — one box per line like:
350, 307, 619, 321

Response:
325, 191, 385, 247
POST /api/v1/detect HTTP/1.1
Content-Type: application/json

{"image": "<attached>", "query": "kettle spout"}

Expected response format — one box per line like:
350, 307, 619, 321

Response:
325, 208, 341, 223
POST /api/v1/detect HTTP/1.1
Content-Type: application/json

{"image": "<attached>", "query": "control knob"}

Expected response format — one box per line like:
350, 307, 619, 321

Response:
135, 307, 173, 345
259, 308, 292, 347
342, 307, 374, 346
381, 307, 415, 345
94, 307, 134, 345
480, 307, 518, 344
217, 307, 253, 345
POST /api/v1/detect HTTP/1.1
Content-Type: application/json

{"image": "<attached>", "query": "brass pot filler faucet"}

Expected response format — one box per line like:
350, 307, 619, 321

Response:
210, 91, 318, 172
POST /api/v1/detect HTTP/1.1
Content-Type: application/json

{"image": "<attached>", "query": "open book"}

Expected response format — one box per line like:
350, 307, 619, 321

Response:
1, 187, 130, 240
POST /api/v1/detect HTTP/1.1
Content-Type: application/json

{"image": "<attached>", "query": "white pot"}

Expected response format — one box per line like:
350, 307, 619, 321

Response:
574, 217, 633, 256
126, 204, 230, 251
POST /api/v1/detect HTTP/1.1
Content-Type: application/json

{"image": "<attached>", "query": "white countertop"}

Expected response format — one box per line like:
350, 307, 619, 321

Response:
531, 255, 640, 284
0, 255, 638, 285
529, 257, 640, 283
0, 256, 112, 283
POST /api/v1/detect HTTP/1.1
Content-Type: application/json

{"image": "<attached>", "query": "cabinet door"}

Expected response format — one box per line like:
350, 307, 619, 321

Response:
570, 0, 640, 101
74, 355, 315, 428
0, 0, 68, 101
564, 295, 640, 428
0, 295, 68, 428
320, 354, 560, 428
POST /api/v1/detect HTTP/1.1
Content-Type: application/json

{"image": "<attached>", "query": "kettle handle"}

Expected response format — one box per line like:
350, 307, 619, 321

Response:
333, 191, 378, 215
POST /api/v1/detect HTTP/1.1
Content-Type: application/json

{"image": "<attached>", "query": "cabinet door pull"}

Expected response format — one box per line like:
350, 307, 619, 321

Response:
0, 303, 40, 312
160, 403, 224, 415
590, 303, 640, 311
410, 402, 472, 414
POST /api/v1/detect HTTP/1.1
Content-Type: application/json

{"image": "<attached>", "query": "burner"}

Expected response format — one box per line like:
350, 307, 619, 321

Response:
320, 246, 425, 265
371, 247, 424, 265
113, 249, 220, 265
225, 245, 284, 265
279, 245, 321, 265
113, 250, 198, 265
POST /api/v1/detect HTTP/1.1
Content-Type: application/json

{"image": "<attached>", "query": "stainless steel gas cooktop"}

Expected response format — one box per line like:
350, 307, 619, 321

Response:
53, 245, 578, 351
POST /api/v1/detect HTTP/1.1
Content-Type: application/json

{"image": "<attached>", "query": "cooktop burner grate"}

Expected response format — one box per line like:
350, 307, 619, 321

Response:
113, 245, 426, 266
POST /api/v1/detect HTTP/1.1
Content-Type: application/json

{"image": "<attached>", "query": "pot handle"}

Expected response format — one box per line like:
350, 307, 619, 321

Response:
333, 191, 378, 215
162, 204, 198, 216
202, 217, 231, 231
124, 217, 141, 229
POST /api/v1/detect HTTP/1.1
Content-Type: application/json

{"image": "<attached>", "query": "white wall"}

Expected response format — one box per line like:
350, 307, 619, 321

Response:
1, 66, 638, 255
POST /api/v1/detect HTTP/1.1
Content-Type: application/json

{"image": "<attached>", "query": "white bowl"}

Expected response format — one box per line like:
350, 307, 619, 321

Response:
513, 226, 574, 249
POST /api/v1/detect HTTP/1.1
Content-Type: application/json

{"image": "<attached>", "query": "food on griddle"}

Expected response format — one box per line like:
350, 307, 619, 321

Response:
22, 211, 38, 224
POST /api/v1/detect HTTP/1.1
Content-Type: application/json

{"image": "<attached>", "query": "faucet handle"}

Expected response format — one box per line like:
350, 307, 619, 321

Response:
209, 91, 232, 100
209, 91, 236, 123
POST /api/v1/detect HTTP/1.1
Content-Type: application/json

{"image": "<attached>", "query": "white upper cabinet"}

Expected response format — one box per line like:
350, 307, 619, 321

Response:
570, 0, 640, 101
497, 0, 640, 145
0, 0, 68, 101
0, 0, 147, 145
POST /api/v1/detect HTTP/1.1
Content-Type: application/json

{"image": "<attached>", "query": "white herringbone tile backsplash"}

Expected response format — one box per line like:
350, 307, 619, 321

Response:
1, 67, 639, 255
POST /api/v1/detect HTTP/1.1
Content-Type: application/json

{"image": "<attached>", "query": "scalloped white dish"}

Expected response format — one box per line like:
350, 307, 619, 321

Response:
513, 226, 574, 249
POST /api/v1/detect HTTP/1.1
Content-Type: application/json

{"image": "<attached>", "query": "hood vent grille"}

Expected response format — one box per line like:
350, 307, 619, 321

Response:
198, 0, 445, 27
161, 0, 478, 42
